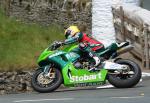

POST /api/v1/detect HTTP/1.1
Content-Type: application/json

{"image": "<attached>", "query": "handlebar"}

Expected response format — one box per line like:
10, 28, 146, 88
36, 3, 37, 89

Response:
49, 41, 64, 51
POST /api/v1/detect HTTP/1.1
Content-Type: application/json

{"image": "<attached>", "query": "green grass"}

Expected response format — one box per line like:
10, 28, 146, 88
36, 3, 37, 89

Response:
0, 11, 64, 71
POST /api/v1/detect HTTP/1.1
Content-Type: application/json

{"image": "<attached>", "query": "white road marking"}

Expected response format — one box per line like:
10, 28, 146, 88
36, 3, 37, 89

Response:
97, 85, 114, 89
110, 96, 144, 99
142, 72, 150, 77
13, 98, 74, 103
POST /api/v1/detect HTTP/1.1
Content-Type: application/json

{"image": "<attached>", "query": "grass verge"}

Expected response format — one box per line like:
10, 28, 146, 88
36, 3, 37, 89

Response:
0, 11, 64, 71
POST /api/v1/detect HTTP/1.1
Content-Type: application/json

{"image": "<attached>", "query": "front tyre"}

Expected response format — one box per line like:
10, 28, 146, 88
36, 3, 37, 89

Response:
108, 59, 141, 88
31, 67, 63, 93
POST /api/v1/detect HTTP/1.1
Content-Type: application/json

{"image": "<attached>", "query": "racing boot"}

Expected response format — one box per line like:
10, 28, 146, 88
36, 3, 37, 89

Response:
88, 56, 101, 72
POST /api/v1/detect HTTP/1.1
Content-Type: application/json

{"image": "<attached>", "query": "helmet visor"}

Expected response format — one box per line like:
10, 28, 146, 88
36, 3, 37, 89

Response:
65, 30, 71, 38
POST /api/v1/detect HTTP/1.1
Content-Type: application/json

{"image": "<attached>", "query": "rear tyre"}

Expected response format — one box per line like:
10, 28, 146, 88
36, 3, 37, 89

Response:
108, 59, 141, 88
31, 67, 62, 93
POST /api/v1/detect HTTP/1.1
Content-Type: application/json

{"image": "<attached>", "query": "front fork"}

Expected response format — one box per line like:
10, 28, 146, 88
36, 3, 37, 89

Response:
43, 65, 52, 78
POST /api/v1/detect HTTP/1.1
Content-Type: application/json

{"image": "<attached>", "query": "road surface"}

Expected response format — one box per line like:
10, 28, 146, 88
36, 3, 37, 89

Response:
0, 74, 150, 103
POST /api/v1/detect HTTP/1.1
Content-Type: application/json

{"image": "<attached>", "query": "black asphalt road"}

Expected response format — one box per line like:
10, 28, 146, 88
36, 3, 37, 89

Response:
0, 79, 150, 103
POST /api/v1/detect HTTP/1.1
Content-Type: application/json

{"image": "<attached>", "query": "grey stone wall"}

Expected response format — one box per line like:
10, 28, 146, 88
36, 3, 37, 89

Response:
9, 0, 92, 33
0, 71, 33, 94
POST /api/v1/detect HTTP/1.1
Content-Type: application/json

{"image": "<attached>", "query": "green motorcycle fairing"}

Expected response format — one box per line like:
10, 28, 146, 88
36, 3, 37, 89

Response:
37, 44, 79, 67
37, 48, 54, 64
62, 62, 108, 86
37, 44, 108, 87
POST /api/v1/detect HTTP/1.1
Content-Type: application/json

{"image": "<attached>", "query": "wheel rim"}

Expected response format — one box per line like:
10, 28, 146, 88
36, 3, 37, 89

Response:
37, 68, 56, 86
110, 64, 136, 80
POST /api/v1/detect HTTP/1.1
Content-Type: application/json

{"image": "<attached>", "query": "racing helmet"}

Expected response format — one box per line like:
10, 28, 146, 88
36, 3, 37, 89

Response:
65, 26, 80, 38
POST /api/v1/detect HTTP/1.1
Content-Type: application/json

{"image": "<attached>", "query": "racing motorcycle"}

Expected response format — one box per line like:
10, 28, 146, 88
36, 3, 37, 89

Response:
31, 41, 141, 93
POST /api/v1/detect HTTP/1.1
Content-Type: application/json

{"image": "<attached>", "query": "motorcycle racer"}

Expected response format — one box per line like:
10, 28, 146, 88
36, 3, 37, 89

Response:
57, 26, 105, 71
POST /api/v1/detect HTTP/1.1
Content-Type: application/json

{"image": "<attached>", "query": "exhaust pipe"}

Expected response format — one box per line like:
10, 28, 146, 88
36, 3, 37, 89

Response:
117, 45, 134, 55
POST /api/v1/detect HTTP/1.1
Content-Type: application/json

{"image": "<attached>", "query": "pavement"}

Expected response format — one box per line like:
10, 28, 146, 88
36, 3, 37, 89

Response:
141, 71, 150, 81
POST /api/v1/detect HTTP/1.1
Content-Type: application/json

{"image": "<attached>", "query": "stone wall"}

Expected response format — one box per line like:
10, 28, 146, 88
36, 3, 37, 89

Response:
9, 0, 92, 33
0, 71, 33, 94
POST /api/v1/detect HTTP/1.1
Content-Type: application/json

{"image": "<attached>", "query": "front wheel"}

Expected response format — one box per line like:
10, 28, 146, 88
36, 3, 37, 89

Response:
31, 66, 63, 93
108, 59, 141, 88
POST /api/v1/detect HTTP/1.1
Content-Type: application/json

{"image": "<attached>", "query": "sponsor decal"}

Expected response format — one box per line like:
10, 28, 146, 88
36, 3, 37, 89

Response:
66, 52, 78, 59
74, 82, 105, 87
48, 51, 64, 58
69, 52, 78, 58
70, 73, 102, 83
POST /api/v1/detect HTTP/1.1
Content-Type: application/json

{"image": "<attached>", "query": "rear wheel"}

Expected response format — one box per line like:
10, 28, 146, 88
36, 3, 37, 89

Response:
31, 66, 62, 93
108, 59, 141, 88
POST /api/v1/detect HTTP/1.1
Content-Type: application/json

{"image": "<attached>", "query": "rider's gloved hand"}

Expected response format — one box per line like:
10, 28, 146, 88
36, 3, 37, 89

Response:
57, 41, 64, 46
53, 41, 64, 49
